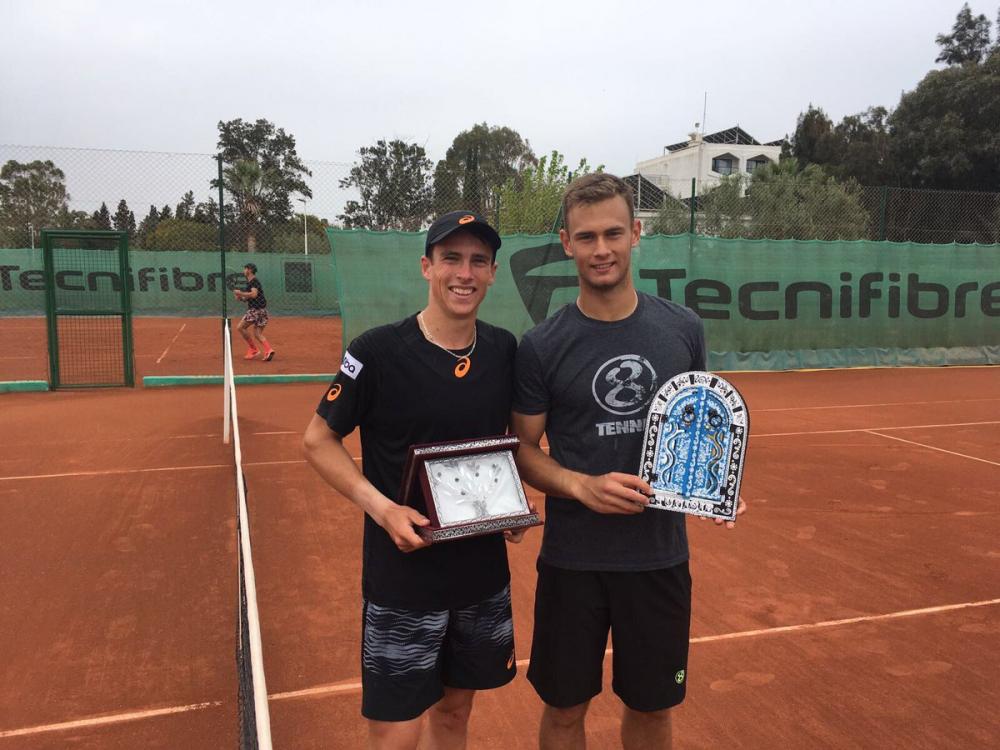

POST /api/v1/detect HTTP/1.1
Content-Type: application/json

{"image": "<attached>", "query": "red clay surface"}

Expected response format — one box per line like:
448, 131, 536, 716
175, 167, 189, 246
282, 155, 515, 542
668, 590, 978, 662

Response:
4, 315, 343, 383
1, 367, 998, 748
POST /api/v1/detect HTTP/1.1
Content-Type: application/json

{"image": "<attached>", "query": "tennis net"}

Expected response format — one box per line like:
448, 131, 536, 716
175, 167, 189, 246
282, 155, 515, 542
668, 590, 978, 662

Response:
224, 319, 273, 749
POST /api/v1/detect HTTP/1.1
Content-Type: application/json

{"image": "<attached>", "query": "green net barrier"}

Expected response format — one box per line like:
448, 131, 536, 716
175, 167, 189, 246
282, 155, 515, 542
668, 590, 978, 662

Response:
1, 247, 341, 383
42, 231, 135, 388
328, 230, 1000, 370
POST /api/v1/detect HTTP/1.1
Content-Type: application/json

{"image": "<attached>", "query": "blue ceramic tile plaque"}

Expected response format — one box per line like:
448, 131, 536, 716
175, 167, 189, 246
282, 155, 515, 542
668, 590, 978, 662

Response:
639, 371, 749, 522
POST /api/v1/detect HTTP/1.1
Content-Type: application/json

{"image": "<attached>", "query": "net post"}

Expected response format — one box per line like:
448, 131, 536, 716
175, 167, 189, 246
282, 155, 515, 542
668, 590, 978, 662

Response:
878, 185, 889, 241
218, 154, 228, 320
689, 177, 696, 234
223, 319, 232, 445
117, 232, 135, 387
41, 231, 59, 389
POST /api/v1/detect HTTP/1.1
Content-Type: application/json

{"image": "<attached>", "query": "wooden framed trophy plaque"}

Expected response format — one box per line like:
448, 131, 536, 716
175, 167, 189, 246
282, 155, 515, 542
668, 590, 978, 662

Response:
639, 371, 749, 522
399, 435, 542, 543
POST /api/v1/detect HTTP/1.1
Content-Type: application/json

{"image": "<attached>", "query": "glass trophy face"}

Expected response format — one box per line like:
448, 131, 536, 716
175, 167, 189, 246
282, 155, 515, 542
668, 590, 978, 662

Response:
400, 435, 542, 543
425, 451, 526, 526
640, 371, 749, 521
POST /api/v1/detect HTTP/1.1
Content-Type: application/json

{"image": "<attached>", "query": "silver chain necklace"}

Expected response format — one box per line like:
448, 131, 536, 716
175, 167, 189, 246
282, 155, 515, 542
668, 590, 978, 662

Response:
417, 312, 476, 378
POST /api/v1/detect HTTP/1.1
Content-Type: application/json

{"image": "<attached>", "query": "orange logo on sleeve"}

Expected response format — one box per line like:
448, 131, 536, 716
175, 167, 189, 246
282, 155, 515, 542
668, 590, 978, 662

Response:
326, 384, 342, 401
458, 214, 475, 224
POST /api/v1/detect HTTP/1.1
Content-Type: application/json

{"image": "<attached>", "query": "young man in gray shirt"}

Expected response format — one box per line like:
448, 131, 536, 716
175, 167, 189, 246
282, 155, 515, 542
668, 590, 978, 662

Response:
511, 173, 746, 749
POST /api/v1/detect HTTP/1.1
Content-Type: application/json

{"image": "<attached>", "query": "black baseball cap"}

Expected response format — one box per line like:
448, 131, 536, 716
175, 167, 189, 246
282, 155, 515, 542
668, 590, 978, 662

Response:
425, 210, 501, 257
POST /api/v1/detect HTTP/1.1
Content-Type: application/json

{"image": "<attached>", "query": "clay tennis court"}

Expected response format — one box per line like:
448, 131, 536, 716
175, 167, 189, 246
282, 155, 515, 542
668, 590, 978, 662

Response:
3, 315, 341, 383
1, 362, 998, 748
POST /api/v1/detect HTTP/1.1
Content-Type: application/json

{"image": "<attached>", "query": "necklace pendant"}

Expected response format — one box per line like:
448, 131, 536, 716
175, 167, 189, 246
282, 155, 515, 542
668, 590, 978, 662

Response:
454, 357, 471, 378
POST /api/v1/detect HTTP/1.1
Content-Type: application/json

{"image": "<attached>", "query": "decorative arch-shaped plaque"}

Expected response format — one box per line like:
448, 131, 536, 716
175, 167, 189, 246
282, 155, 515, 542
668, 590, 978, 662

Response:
639, 371, 749, 522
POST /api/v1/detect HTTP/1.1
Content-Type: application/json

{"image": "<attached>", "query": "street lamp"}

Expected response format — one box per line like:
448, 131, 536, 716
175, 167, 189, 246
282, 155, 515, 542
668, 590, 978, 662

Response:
297, 197, 308, 255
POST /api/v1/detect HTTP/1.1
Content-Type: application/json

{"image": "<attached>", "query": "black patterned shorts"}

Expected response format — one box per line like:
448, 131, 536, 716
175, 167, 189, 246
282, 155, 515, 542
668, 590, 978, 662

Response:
360, 584, 516, 721
241, 307, 269, 329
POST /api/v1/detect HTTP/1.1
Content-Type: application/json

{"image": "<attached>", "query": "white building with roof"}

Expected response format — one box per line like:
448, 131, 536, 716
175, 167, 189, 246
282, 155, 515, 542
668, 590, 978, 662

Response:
634, 126, 783, 199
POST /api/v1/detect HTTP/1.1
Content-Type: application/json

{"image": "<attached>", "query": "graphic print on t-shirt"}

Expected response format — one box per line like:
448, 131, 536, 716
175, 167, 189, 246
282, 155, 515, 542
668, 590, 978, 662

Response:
591, 354, 658, 416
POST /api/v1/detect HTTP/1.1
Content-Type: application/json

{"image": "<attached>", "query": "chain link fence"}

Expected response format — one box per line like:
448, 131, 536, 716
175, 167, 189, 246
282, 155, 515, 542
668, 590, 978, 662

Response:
3, 144, 998, 256
0, 144, 556, 252
0, 145, 346, 256
638, 174, 1000, 243
1, 143, 998, 383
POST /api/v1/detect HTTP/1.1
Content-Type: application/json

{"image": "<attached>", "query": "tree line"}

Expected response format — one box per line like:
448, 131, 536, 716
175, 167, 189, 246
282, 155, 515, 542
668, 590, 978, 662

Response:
786, 2, 999, 190
0, 120, 327, 253
647, 3, 1000, 241
1, 3, 998, 249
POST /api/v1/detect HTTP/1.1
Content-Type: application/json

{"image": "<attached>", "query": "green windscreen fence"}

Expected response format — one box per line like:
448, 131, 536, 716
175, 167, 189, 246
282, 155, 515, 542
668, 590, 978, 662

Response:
328, 230, 1000, 370
4, 232, 997, 378
1, 247, 341, 384
42, 230, 135, 388
0, 250, 340, 316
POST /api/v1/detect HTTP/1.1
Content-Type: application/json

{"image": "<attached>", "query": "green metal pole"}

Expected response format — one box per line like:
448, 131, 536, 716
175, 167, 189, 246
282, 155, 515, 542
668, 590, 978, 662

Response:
218, 155, 227, 319
689, 178, 696, 234
878, 185, 888, 241
550, 172, 572, 234
118, 232, 135, 387
41, 232, 60, 389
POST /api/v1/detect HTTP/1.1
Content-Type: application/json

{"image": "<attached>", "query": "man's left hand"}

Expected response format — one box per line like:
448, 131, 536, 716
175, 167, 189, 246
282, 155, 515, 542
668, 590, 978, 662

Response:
503, 499, 537, 543
503, 528, 528, 543
705, 496, 747, 529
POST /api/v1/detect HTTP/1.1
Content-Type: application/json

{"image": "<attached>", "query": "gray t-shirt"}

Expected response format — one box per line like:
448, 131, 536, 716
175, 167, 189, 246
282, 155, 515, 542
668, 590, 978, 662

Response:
513, 292, 706, 571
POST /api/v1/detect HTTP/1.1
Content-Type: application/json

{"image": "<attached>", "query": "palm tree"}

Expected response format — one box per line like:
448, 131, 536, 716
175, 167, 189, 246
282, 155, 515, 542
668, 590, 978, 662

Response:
224, 159, 268, 252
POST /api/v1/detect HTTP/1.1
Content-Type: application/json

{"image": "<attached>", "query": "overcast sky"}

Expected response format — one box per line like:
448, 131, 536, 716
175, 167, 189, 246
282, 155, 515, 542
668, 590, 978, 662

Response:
0, 0, 974, 214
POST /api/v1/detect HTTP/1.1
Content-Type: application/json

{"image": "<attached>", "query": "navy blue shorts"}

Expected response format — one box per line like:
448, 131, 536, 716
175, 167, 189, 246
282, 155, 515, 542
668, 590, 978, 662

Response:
527, 561, 691, 712
361, 584, 516, 722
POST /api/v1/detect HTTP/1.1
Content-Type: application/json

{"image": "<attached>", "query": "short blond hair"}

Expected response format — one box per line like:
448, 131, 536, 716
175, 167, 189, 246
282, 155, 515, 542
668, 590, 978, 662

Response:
561, 173, 634, 230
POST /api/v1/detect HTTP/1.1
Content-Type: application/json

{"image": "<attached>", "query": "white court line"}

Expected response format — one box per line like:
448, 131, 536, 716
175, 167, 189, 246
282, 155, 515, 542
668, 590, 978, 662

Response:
0, 701, 222, 739
269, 597, 1000, 702
757, 397, 1000, 413
243, 458, 364, 467
867, 430, 1000, 468
155, 323, 187, 365
245, 459, 313, 468
270, 681, 371, 701
0, 463, 229, 482
689, 597, 1000, 643
2, 596, 997, 736
3, 418, 994, 482
754, 419, 1000, 438
1, 523, 995, 736
0, 459, 344, 483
